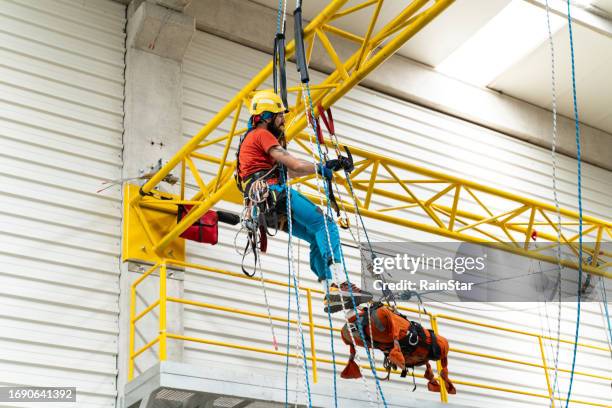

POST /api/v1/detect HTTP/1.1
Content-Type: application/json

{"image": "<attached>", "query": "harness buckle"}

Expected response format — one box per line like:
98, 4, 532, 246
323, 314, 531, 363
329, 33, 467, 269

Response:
338, 216, 350, 229
408, 332, 419, 346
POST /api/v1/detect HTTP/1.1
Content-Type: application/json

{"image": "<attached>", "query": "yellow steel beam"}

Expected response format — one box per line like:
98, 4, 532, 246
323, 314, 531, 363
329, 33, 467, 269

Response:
322, 24, 365, 43
330, 0, 379, 21
355, 0, 384, 71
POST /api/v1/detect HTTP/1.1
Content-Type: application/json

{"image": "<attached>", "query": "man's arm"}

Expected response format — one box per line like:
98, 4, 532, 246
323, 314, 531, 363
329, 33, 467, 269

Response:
268, 146, 317, 177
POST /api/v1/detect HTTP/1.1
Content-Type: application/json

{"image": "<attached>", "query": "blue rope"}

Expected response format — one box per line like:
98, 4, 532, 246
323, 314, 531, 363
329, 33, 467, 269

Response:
305, 84, 388, 407
602, 280, 612, 351
277, 1, 289, 405
289, 247, 313, 407
285, 251, 292, 407
302, 89, 339, 407
324, 283, 339, 408
283, 170, 313, 407
564, 1, 583, 406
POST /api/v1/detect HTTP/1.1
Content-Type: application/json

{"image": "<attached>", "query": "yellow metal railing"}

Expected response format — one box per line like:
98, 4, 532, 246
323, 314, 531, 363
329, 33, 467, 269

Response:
129, 260, 612, 406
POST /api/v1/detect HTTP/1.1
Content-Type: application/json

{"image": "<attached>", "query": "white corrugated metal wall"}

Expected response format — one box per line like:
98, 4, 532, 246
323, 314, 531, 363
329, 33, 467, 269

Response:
0, 0, 125, 407
180, 32, 611, 407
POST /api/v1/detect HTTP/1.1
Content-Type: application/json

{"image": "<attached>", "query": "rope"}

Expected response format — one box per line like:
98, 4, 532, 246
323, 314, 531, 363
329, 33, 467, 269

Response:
300, 87, 375, 405
285, 250, 292, 407
294, 234, 303, 408
234, 188, 279, 351
533, 258, 564, 404
564, 1, 584, 405
367, 305, 382, 406
318, 118, 397, 308
276, 0, 286, 34
302, 83, 386, 407
282, 0, 288, 33
277, 1, 308, 404
323, 280, 339, 408
256, 252, 279, 351
286, 182, 313, 407
598, 279, 612, 360
344, 173, 397, 308
300, 88, 366, 407
313, 101, 397, 310
544, 1, 563, 403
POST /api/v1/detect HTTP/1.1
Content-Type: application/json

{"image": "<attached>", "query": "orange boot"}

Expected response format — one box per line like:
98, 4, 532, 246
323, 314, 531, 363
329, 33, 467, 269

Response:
341, 345, 362, 379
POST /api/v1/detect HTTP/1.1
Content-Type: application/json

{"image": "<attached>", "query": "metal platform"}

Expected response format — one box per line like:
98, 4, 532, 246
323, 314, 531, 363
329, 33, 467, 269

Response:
123, 360, 474, 408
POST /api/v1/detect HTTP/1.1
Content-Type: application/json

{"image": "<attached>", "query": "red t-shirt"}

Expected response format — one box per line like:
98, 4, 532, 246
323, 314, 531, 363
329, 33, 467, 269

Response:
238, 128, 281, 179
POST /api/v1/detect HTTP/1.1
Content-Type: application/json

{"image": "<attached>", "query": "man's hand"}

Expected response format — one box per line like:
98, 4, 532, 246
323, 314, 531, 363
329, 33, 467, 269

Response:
317, 163, 333, 179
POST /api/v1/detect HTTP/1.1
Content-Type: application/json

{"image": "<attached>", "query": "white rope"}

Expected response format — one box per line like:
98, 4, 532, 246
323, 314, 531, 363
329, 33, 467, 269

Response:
293, 228, 304, 408
256, 254, 279, 351
533, 259, 566, 404
282, 0, 288, 32
367, 307, 382, 407
596, 278, 612, 360
286, 175, 312, 406
234, 201, 279, 351
544, 1, 563, 404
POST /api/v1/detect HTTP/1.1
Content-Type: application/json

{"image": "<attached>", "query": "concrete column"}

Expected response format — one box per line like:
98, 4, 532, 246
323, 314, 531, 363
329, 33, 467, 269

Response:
118, 0, 195, 402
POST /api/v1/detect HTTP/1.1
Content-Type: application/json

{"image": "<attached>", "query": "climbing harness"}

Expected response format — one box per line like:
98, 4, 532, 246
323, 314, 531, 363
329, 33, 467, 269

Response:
341, 303, 454, 394
233, 119, 289, 353
235, 117, 289, 276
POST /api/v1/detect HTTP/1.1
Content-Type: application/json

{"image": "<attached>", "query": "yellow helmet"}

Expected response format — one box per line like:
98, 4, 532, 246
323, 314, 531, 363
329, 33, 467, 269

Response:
249, 90, 286, 115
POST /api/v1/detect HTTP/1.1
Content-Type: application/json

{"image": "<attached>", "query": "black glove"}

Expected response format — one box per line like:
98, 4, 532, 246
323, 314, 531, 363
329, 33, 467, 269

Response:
339, 155, 354, 173
324, 159, 342, 172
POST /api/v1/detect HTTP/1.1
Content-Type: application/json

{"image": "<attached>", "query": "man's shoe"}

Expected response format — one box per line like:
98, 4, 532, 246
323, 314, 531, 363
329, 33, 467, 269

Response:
324, 282, 373, 313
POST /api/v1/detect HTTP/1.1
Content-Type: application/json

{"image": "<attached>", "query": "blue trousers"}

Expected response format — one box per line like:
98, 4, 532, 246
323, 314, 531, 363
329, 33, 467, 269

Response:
270, 185, 342, 281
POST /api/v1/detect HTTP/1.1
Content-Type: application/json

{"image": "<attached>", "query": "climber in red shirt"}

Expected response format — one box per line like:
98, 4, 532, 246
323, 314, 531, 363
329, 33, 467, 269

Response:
236, 90, 373, 313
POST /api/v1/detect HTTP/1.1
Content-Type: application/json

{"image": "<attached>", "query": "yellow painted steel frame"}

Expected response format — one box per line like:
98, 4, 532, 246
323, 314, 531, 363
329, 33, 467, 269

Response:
125, 0, 458, 262
129, 260, 612, 406
289, 134, 612, 279
123, 0, 612, 280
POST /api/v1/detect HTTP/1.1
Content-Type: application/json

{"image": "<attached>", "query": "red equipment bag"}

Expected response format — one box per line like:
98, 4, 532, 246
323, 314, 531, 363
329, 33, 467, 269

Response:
177, 205, 218, 245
